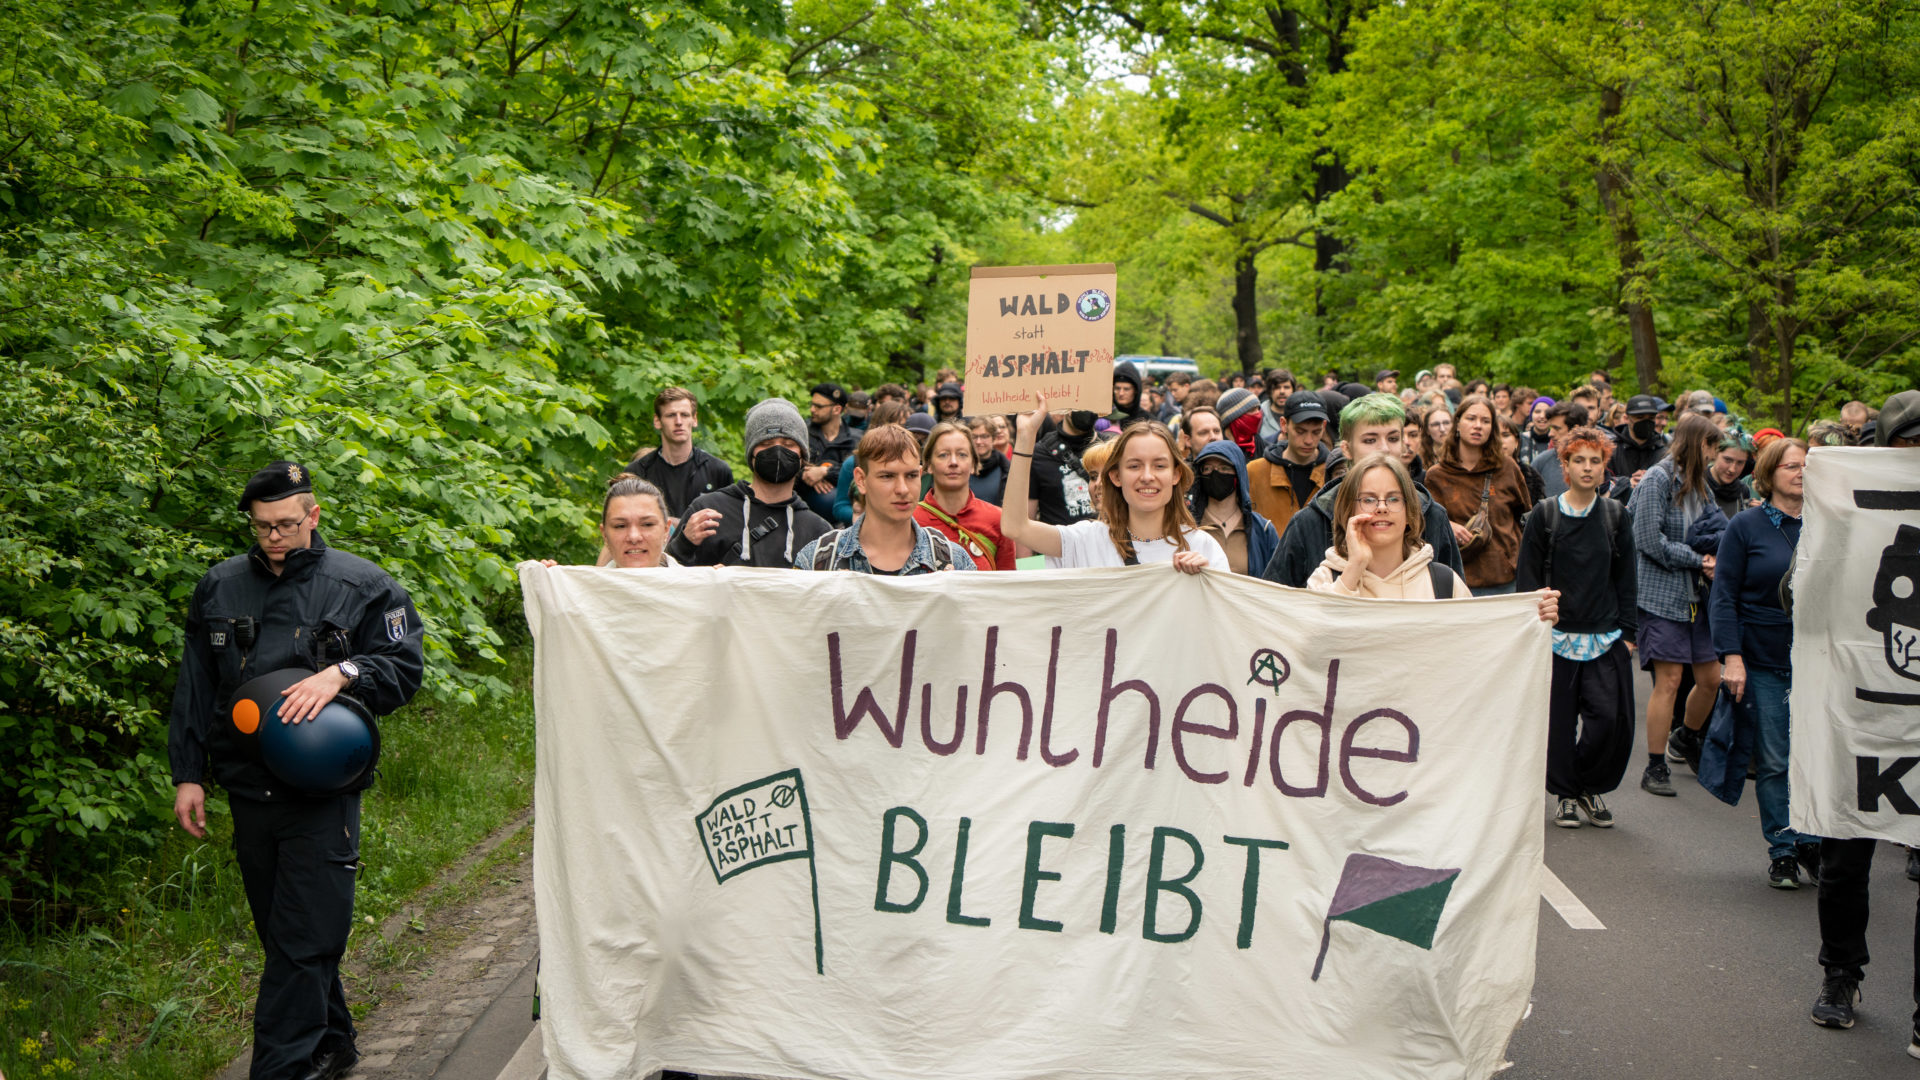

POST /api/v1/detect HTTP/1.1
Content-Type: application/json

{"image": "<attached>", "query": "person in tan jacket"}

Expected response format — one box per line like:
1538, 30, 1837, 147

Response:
1247, 392, 1333, 534
1422, 394, 1536, 595
1308, 454, 1557, 627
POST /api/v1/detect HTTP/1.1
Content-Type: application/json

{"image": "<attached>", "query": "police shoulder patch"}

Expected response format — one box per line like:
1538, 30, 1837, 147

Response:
384, 608, 406, 642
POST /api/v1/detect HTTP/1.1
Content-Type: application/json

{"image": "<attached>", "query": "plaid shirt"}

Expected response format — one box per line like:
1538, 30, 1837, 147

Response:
1628, 458, 1708, 623
793, 517, 976, 574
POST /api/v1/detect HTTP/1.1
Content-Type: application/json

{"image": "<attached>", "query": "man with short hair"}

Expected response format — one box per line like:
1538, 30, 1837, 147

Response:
1247, 392, 1333, 536
1568, 385, 1602, 414
1159, 370, 1193, 423
1464, 378, 1490, 397
670, 399, 832, 567
873, 383, 909, 408
1531, 401, 1593, 500
170, 463, 424, 1080
622, 387, 734, 520
845, 389, 872, 433
1260, 394, 1466, 586
805, 383, 856, 493
1375, 368, 1399, 395
1840, 400, 1870, 444
794, 426, 975, 574
1492, 383, 1512, 415
1433, 363, 1459, 390
1611, 393, 1671, 495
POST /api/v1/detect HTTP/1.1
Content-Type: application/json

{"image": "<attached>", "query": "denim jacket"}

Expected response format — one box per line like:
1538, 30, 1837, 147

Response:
793, 517, 976, 574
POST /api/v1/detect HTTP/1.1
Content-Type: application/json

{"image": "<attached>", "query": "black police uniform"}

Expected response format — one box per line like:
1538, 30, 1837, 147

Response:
167, 469, 423, 1080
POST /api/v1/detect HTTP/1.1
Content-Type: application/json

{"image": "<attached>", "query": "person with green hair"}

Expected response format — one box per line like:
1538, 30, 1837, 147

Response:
1260, 393, 1468, 586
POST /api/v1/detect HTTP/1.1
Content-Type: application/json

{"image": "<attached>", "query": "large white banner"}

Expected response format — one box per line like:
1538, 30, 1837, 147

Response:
520, 564, 1552, 1080
1790, 446, 1920, 842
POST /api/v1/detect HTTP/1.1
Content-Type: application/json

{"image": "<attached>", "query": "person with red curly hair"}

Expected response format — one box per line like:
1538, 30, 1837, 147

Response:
1517, 425, 1639, 830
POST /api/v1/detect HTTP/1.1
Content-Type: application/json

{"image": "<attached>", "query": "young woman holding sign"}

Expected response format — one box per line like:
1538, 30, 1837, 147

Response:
1002, 396, 1228, 571
916, 421, 1014, 570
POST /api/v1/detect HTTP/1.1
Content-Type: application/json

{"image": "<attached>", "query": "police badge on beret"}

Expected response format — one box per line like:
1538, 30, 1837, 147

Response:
238, 460, 315, 510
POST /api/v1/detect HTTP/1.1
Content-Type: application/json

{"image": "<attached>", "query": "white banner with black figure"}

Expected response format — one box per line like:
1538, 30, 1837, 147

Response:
1790, 446, 1920, 842
519, 563, 1553, 1080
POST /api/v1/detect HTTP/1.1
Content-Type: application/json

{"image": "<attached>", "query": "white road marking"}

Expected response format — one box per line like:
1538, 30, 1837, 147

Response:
496, 1022, 546, 1080
1542, 866, 1606, 930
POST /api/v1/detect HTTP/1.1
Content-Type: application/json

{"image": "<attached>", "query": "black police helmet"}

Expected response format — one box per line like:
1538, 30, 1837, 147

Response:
231, 667, 381, 795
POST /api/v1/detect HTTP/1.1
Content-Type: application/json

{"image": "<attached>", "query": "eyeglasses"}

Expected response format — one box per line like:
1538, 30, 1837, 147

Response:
247, 513, 309, 537
1356, 495, 1404, 511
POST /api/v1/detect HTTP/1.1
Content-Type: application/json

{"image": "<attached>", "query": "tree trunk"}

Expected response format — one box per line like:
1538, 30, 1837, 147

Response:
1595, 86, 1662, 393
1233, 248, 1264, 376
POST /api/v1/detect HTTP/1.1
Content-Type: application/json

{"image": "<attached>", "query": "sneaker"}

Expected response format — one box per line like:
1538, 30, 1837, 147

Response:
1641, 760, 1675, 797
1666, 725, 1704, 773
1908, 1026, 1920, 1060
1810, 975, 1860, 1028
1799, 842, 1823, 885
1769, 855, 1802, 889
1664, 727, 1689, 765
1553, 798, 1583, 828
1577, 793, 1615, 828
1907, 846, 1920, 883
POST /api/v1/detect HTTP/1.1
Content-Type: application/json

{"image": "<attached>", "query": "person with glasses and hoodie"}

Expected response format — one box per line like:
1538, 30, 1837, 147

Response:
1306, 453, 1561, 625
668, 398, 832, 568
1189, 440, 1280, 576
1262, 393, 1467, 588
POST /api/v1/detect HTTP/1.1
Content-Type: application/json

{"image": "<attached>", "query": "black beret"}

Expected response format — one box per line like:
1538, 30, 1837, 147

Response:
238, 461, 314, 511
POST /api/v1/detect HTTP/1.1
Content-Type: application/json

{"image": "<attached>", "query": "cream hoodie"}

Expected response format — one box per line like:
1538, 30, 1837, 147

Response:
1305, 542, 1468, 599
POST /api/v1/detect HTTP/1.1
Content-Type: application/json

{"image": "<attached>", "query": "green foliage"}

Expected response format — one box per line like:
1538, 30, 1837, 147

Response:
0, 0, 1054, 906
0, 649, 536, 1079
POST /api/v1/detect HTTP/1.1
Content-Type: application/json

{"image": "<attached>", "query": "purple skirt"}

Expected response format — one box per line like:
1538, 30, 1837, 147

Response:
1638, 607, 1715, 669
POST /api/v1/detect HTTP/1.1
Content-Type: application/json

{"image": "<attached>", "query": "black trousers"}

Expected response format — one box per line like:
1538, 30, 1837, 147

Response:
1545, 642, 1638, 798
1818, 837, 1920, 1026
231, 793, 361, 1079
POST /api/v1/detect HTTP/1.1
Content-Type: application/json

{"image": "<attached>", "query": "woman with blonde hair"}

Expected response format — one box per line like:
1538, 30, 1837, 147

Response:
1003, 397, 1228, 571
553, 476, 680, 569
916, 421, 1012, 570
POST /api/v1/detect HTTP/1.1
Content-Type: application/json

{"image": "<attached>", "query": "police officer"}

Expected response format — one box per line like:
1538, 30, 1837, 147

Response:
167, 462, 424, 1080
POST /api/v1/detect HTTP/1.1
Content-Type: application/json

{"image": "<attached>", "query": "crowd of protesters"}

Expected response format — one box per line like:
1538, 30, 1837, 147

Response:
578, 361, 1920, 1055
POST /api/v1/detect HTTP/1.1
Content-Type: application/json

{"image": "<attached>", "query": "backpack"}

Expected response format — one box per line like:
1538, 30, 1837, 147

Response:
1427, 563, 1455, 599
810, 527, 956, 572
1536, 495, 1623, 587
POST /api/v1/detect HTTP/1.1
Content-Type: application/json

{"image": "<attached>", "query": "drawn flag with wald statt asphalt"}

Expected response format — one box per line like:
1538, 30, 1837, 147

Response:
695, 768, 824, 974
1312, 853, 1461, 981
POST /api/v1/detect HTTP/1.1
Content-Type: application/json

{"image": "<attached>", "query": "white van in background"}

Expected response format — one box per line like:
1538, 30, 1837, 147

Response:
1118, 355, 1202, 385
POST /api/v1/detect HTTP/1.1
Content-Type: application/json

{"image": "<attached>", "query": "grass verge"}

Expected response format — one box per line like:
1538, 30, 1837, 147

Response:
0, 649, 535, 1079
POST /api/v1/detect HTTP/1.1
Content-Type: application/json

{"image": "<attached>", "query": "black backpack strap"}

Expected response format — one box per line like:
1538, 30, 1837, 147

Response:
1428, 562, 1453, 599
1123, 549, 1140, 566
1539, 497, 1562, 587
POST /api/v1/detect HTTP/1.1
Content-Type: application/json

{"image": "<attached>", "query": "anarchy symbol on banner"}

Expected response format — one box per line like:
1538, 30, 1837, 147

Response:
1247, 648, 1291, 694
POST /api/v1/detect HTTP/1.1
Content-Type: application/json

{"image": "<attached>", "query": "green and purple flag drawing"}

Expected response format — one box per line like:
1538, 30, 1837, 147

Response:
1311, 853, 1461, 981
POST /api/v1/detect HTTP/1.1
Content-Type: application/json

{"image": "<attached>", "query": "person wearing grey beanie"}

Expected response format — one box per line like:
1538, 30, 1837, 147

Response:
665, 397, 831, 568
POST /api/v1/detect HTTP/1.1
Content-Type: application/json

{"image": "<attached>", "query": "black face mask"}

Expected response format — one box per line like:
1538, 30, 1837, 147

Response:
1631, 418, 1656, 442
1200, 472, 1238, 501
1068, 410, 1099, 434
751, 446, 803, 485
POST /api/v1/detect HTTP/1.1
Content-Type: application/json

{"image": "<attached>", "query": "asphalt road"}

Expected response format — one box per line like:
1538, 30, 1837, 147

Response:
1510, 669, 1920, 1079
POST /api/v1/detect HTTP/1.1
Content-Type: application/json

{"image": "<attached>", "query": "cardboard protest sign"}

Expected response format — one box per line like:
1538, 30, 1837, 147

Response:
521, 563, 1551, 1080
963, 264, 1117, 415
1790, 446, 1920, 843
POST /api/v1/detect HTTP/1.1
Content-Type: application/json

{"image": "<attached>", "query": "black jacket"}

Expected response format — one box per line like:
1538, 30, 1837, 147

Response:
970, 451, 1009, 506
1515, 497, 1639, 642
1608, 426, 1669, 497
167, 533, 424, 799
1260, 474, 1466, 588
666, 480, 832, 568
1109, 362, 1151, 428
623, 446, 734, 519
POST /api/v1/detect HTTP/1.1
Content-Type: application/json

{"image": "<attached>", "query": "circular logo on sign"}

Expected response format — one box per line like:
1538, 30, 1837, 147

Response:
770, 784, 796, 808
1076, 289, 1112, 322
